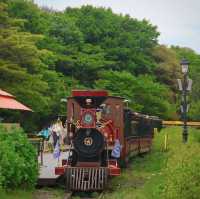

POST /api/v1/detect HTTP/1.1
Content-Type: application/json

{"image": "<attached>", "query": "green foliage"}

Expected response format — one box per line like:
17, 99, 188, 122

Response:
96, 70, 176, 118
0, 1, 72, 130
64, 6, 159, 75
1, 0, 199, 131
0, 125, 38, 189
7, 0, 49, 33
152, 45, 181, 92
48, 13, 84, 45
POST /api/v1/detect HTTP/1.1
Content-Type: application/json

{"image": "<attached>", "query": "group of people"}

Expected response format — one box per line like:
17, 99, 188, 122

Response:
38, 118, 68, 158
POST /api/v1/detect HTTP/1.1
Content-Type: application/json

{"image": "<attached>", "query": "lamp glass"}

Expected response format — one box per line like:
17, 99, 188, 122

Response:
181, 64, 188, 74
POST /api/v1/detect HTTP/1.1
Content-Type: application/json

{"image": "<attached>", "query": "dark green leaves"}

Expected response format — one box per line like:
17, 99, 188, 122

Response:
95, 70, 176, 118
0, 125, 38, 189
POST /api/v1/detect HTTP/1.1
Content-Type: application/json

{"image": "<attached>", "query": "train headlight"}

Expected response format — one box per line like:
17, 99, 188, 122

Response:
83, 113, 93, 124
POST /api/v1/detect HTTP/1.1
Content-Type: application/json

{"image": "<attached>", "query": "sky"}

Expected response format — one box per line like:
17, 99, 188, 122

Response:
35, 0, 200, 53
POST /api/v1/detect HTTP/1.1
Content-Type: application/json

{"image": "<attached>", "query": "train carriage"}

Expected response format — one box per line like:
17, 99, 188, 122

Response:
55, 90, 162, 191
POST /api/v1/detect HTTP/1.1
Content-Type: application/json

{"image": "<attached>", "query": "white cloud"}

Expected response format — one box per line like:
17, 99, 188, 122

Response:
34, 0, 200, 53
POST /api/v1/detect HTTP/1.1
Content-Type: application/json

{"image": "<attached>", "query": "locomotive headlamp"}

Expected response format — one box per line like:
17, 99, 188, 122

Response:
84, 113, 93, 124
86, 98, 92, 105
84, 137, 93, 146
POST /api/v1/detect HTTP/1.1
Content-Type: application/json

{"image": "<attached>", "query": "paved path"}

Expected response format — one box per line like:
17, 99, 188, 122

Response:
39, 152, 69, 179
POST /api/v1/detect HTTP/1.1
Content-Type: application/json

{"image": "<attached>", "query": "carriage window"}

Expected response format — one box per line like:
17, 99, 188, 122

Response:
131, 121, 138, 135
106, 105, 111, 114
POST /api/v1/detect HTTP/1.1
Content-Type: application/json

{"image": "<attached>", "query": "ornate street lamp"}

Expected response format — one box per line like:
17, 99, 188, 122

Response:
177, 59, 192, 143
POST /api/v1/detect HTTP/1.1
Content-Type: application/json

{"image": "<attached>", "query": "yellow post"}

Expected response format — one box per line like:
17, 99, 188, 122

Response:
164, 132, 168, 151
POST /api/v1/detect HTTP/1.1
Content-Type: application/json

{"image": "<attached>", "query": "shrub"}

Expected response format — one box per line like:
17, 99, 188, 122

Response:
0, 125, 38, 189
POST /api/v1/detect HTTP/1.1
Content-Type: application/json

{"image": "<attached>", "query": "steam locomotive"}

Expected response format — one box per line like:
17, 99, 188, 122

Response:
55, 90, 162, 191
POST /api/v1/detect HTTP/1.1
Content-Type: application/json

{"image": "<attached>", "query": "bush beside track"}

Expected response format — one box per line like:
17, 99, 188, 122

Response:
0, 125, 38, 190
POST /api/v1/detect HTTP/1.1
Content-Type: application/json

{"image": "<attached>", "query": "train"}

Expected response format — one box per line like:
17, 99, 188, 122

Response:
55, 90, 162, 191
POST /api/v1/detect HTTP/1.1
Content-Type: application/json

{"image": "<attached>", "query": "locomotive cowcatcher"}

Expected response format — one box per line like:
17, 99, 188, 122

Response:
55, 90, 162, 191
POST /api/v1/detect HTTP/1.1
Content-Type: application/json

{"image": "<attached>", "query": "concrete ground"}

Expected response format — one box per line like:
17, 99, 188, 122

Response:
38, 152, 69, 179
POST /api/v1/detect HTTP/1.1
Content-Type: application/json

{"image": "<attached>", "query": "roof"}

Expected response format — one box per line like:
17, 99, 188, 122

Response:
107, 95, 125, 99
0, 89, 13, 97
72, 90, 108, 97
0, 89, 32, 111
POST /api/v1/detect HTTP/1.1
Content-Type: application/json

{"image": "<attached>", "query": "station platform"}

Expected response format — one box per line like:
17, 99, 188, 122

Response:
38, 152, 68, 186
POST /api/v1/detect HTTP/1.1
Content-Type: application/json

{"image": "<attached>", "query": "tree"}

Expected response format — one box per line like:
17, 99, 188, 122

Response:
152, 45, 181, 92
3, 0, 198, 130
95, 70, 176, 118
0, 1, 67, 130
7, 0, 50, 34
64, 6, 159, 75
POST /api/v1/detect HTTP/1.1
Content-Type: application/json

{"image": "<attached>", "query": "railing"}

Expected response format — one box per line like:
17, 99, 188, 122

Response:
28, 137, 44, 165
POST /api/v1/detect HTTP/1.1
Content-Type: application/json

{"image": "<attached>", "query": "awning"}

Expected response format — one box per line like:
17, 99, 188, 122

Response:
0, 89, 32, 111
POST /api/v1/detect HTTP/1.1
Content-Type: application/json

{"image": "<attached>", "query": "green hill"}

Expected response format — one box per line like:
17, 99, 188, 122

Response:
0, 0, 200, 131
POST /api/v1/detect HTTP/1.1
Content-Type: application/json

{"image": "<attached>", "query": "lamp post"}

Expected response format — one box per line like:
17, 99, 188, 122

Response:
181, 59, 189, 143
177, 59, 192, 143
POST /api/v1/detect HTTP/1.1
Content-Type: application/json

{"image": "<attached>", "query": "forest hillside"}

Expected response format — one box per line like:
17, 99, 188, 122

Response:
0, 0, 200, 131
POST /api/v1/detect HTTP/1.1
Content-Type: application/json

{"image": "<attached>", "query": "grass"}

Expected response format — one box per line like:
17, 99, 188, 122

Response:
0, 190, 33, 199
101, 127, 200, 199
1, 127, 200, 199
0, 188, 65, 199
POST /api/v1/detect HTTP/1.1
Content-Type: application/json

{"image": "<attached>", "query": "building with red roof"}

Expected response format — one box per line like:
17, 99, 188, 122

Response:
0, 89, 32, 111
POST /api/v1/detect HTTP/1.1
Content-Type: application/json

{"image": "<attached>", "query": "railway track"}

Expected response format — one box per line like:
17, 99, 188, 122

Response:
67, 191, 105, 199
